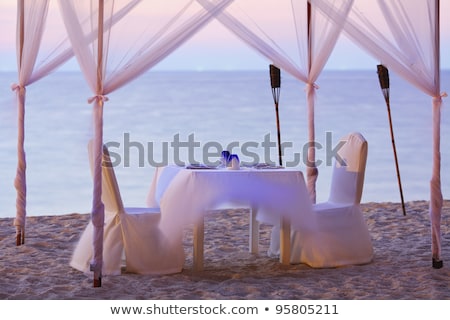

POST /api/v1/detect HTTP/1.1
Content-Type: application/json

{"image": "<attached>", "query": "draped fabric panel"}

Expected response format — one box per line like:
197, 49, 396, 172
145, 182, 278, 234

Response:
12, 0, 142, 247
299, 0, 353, 203
312, 0, 445, 262
198, 0, 352, 202
57, 0, 233, 283
30, 0, 143, 85
56, 0, 123, 283
12, 0, 50, 244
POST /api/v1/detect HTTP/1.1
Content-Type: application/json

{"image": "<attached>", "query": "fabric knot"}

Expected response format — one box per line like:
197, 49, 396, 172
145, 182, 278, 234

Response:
305, 82, 319, 91
432, 92, 448, 104
88, 95, 109, 104
11, 83, 25, 93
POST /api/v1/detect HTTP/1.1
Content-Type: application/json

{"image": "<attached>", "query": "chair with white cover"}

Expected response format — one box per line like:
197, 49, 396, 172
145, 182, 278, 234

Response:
289, 132, 373, 267
70, 141, 184, 275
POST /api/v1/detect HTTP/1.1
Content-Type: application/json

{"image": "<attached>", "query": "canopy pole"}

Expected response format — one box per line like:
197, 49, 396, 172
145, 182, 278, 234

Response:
14, 0, 26, 246
91, 0, 105, 288
305, 1, 318, 204
430, 0, 443, 269
18, 0, 24, 66
269, 64, 282, 166
377, 64, 406, 216
307, 1, 312, 71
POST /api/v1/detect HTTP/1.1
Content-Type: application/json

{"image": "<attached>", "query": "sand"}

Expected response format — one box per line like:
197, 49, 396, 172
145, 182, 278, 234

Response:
0, 200, 449, 300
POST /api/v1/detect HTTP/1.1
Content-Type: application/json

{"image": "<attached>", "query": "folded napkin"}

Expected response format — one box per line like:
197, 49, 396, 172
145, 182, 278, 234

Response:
186, 163, 217, 169
253, 163, 284, 169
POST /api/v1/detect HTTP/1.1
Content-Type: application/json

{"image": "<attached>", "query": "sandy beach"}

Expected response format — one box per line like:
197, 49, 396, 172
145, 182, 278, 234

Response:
0, 200, 449, 300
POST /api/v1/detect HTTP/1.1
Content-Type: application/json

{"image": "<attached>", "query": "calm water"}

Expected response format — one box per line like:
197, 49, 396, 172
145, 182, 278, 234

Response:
1, 70, 449, 217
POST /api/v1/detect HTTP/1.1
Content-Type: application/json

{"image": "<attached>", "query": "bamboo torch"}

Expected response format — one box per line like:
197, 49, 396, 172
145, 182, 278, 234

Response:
270, 64, 282, 166
377, 64, 406, 216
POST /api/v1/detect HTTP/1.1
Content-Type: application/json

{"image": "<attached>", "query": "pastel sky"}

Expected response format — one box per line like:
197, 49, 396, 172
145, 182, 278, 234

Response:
0, 1, 449, 71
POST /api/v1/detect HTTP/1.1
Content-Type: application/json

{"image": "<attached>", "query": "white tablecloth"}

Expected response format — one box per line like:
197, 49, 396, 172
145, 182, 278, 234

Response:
146, 165, 314, 268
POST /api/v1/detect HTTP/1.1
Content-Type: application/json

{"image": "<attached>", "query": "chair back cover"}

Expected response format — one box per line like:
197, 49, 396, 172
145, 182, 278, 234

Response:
283, 132, 373, 268
328, 132, 368, 204
71, 141, 184, 275
88, 140, 125, 215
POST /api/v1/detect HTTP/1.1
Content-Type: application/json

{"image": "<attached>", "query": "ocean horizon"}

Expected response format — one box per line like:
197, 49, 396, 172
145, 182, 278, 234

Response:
1, 69, 449, 218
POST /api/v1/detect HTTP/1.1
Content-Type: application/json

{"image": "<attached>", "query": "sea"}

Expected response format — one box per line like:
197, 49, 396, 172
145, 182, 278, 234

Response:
1, 69, 449, 218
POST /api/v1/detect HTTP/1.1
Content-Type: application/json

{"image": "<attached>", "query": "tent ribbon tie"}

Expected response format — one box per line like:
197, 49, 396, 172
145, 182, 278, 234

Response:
433, 92, 448, 104
88, 95, 109, 104
305, 82, 319, 91
11, 83, 25, 94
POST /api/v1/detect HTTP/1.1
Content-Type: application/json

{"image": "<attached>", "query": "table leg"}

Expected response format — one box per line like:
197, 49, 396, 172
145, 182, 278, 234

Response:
193, 218, 204, 271
249, 207, 259, 254
279, 217, 291, 265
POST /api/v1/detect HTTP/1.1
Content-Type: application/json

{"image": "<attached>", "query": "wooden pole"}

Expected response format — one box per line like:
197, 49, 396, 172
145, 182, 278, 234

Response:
97, 0, 104, 95
16, 0, 26, 246
377, 64, 406, 216
431, 0, 443, 269
19, 0, 24, 68
93, 0, 105, 288
307, 1, 311, 72
305, 1, 318, 203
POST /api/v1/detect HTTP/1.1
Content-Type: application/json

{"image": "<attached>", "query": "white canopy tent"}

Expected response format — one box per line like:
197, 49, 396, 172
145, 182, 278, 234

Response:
313, 0, 446, 267
58, 0, 235, 286
12, 0, 49, 247
10, 0, 446, 286
11, 0, 147, 246
12, 0, 73, 246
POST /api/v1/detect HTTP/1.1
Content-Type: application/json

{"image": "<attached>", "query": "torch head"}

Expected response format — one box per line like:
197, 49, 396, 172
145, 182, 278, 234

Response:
377, 64, 390, 90
270, 64, 281, 89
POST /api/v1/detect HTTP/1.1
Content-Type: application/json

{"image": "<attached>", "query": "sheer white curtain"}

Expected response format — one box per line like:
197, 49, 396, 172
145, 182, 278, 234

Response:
30, 0, 143, 84
313, 0, 446, 265
197, 0, 352, 202
295, 0, 352, 203
10, 0, 145, 247
12, 0, 50, 246
58, 0, 233, 285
